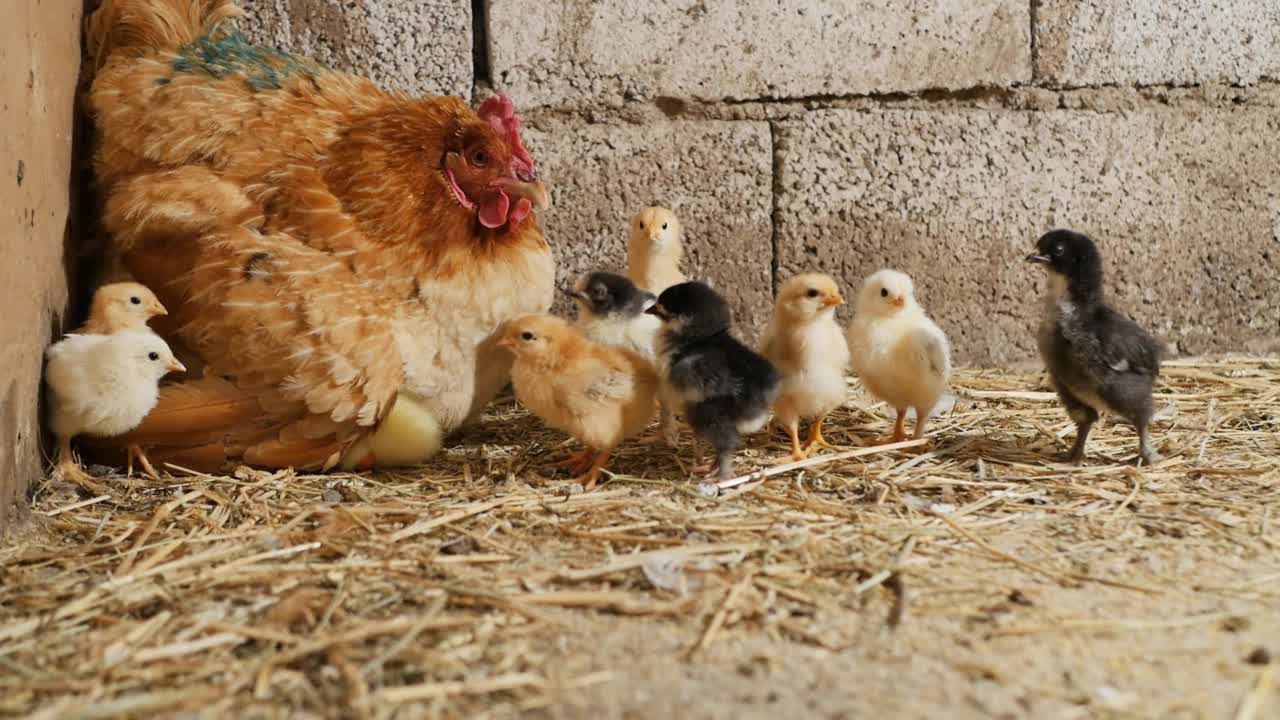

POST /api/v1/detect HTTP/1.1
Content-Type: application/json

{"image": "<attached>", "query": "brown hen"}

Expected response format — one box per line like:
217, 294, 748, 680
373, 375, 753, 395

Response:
81, 0, 554, 472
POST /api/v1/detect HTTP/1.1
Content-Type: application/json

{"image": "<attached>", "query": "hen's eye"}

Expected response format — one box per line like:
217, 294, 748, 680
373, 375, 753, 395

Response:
661, 222, 668, 230
470, 149, 490, 166
521, 331, 534, 341
880, 288, 889, 298
130, 296, 141, 305
806, 288, 820, 298
148, 352, 159, 361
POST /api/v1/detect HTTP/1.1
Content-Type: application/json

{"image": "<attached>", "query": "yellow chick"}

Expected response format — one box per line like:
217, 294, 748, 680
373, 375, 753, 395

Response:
77, 281, 168, 334
626, 207, 685, 295
45, 330, 186, 490
847, 269, 952, 443
338, 394, 444, 470
499, 314, 658, 490
761, 274, 850, 460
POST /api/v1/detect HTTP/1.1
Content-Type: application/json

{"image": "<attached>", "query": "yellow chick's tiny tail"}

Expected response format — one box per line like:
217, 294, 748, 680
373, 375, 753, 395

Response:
339, 394, 444, 470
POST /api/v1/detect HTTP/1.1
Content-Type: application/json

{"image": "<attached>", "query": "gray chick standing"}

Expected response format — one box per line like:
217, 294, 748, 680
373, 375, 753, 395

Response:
1027, 229, 1162, 465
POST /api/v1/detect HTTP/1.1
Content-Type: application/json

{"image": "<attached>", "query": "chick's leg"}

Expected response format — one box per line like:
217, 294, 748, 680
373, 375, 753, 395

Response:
786, 421, 807, 462
714, 448, 736, 482
875, 409, 909, 445
1136, 423, 1161, 466
127, 444, 162, 480
802, 416, 836, 452
574, 449, 612, 491
659, 402, 680, 447
1054, 381, 1099, 465
552, 448, 597, 476
54, 435, 109, 495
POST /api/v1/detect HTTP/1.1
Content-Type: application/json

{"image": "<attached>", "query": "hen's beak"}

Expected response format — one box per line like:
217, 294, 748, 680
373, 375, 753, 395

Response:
495, 176, 550, 210
822, 293, 844, 308
1026, 254, 1051, 265
147, 301, 168, 317
892, 295, 906, 308
166, 359, 187, 374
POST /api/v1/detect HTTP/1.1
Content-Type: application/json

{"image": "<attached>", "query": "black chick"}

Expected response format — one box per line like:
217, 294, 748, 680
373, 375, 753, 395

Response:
645, 281, 780, 480
1027, 229, 1162, 465
567, 271, 660, 357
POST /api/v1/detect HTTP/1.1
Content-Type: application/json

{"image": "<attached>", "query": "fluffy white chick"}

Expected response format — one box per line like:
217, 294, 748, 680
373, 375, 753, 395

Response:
46, 330, 186, 489
626, 207, 685, 295
847, 269, 951, 444
761, 274, 850, 460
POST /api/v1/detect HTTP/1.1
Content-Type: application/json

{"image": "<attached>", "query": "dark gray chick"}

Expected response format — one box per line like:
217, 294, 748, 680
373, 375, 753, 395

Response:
1027, 229, 1162, 465
567, 271, 660, 358
645, 281, 780, 480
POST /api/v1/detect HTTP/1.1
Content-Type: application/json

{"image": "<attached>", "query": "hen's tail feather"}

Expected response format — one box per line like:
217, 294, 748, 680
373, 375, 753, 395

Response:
87, 0, 243, 71
79, 376, 359, 473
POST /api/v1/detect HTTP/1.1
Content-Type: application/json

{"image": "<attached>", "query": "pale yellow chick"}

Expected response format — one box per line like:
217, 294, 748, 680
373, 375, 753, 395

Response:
499, 314, 658, 490
847, 270, 952, 443
626, 207, 685, 295
761, 274, 850, 460
77, 281, 167, 334
338, 395, 444, 470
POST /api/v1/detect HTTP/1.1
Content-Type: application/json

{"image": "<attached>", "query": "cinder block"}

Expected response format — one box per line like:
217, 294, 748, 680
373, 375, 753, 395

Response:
775, 108, 1280, 364
237, 0, 473, 97
523, 118, 775, 338
1036, 0, 1280, 87
490, 0, 1031, 107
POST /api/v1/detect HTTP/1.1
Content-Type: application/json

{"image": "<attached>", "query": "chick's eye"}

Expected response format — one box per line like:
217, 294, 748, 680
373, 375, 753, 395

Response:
880, 288, 889, 298
661, 222, 668, 230
130, 296, 141, 305
148, 352, 159, 361
638, 222, 645, 230
806, 288, 820, 298
521, 331, 534, 341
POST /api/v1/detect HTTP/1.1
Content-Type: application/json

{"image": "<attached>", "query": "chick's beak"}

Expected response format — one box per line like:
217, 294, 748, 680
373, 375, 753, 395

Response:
892, 295, 906, 308
495, 336, 516, 350
495, 176, 550, 210
643, 305, 666, 320
1026, 254, 1051, 265
166, 359, 187, 374
148, 301, 168, 317
562, 287, 587, 302
822, 293, 844, 308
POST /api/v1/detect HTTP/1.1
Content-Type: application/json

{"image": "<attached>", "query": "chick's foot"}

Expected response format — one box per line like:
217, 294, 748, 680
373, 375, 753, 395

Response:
573, 450, 611, 491
127, 444, 162, 480
801, 417, 836, 453
552, 448, 597, 476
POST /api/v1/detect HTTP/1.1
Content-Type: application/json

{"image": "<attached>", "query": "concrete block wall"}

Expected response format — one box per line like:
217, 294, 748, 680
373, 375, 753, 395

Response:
247, 1, 1278, 359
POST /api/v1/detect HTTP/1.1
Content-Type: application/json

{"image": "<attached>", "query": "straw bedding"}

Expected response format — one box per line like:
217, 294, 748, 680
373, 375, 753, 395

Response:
1, 358, 1277, 718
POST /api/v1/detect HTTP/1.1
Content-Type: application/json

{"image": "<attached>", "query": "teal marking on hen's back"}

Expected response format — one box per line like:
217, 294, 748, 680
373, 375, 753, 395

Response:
161, 31, 324, 90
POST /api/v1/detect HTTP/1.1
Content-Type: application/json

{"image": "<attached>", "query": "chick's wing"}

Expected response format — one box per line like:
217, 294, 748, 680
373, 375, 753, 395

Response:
1092, 306, 1160, 377
569, 351, 637, 408
909, 326, 950, 383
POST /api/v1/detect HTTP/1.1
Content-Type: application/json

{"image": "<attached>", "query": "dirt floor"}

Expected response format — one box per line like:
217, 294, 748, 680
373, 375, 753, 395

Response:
2, 359, 1278, 719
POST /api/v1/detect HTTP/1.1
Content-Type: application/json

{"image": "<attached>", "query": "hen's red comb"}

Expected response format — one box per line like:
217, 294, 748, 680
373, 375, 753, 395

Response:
479, 95, 536, 181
